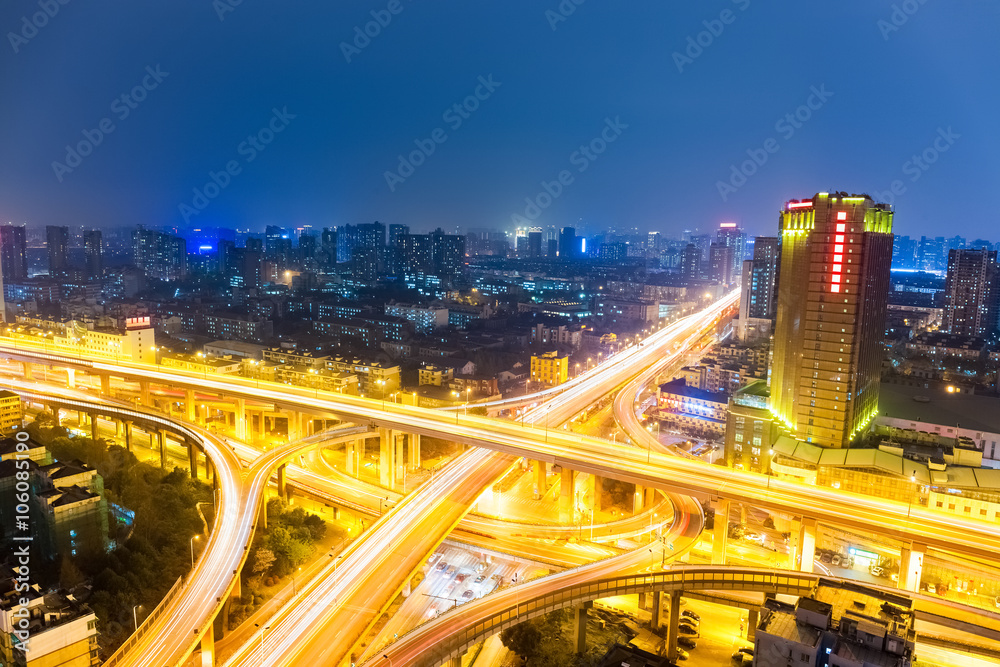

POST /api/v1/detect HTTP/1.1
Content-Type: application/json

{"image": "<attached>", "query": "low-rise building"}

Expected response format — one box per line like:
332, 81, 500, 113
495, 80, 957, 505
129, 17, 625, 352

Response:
0, 583, 100, 667
160, 353, 242, 375
204, 312, 273, 343
906, 332, 986, 360
656, 378, 727, 436
418, 363, 453, 387
0, 391, 23, 434
204, 340, 266, 360
384, 304, 448, 334
530, 351, 569, 387
325, 356, 400, 396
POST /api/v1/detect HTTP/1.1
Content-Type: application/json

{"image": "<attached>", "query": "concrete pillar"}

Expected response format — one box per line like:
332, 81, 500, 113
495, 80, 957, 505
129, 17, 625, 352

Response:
394, 432, 404, 484
559, 468, 574, 514
798, 518, 817, 573
651, 590, 664, 629
159, 430, 168, 469
51, 406, 61, 425
633, 484, 645, 514
899, 543, 925, 592
21, 362, 33, 380
139, 380, 151, 407
235, 398, 247, 440
66, 368, 76, 389
287, 412, 300, 442
200, 621, 214, 667
408, 433, 421, 470
90, 413, 98, 442
445, 657, 461, 667
712, 499, 730, 566
100, 374, 111, 396
571, 601, 592, 655
533, 460, 546, 500
188, 442, 199, 480
379, 428, 395, 490
115, 419, 125, 438
257, 411, 266, 439
582, 473, 601, 513
666, 591, 681, 662
747, 607, 759, 641
123, 421, 132, 451
257, 496, 268, 530
346, 441, 357, 476
277, 464, 288, 501
185, 389, 196, 422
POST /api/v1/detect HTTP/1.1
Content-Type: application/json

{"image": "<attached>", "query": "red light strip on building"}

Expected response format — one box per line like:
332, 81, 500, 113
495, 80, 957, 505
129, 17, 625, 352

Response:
787, 201, 814, 209
831, 211, 844, 292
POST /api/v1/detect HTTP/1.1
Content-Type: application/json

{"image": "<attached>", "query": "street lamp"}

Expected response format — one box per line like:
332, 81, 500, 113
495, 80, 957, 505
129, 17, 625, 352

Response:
254, 623, 270, 656
190, 535, 200, 568
292, 566, 302, 594
132, 604, 143, 632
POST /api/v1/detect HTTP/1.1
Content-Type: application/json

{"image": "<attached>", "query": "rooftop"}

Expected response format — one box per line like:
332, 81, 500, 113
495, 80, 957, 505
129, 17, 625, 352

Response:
879, 381, 1000, 435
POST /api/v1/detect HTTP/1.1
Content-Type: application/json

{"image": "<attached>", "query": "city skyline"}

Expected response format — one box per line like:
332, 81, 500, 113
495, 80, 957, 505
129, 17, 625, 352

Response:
2, 3, 998, 237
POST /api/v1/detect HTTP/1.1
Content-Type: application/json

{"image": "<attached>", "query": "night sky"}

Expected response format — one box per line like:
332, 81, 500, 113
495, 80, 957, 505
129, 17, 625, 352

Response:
2, 1, 998, 239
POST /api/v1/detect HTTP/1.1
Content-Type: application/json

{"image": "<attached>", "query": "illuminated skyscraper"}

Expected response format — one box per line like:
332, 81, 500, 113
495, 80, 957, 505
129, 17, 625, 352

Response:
84, 230, 103, 279
46, 225, 69, 278
942, 248, 999, 338
0, 225, 28, 282
770, 193, 893, 448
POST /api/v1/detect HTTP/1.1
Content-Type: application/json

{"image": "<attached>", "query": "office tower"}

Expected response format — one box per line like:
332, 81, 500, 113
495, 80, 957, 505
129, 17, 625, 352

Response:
430, 228, 465, 277
132, 226, 188, 282
680, 243, 701, 281
770, 193, 893, 449
46, 225, 69, 278
709, 243, 733, 284
238, 248, 263, 289
942, 248, 999, 338
559, 227, 578, 260
401, 233, 433, 273
0, 225, 28, 282
352, 246, 379, 282
527, 230, 543, 258
319, 228, 337, 269
917, 236, 945, 272
892, 235, 918, 270
717, 222, 746, 279
336, 224, 358, 263
84, 230, 103, 279
689, 233, 712, 263
245, 237, 264, 253
298, 233, 316, 260
735, 236, 779, 343
388, 224, 409, 248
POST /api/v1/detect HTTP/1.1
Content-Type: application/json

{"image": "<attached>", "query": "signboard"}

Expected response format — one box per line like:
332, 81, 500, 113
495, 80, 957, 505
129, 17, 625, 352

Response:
126, 316, 151, 330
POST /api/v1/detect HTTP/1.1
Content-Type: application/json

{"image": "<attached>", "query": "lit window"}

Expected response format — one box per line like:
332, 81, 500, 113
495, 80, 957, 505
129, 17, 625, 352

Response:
834, 244, 844, 253
837, 212, 847, 221
833, 254, 843, 263
832, 264, 842, 272
831, 285, 841, 293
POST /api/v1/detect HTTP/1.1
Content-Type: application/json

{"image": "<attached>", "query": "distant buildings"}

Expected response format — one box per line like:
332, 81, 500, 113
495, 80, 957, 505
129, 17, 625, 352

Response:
46, 225, 69, 278
384, 304, 448, 334
530, 351, 569, 387
84, 230, 103, 280
133, 227, 187, 282
735, 236, 779, 344
942, 247, 998, 338
0, 391, 24, 434
0, 225, 28, 283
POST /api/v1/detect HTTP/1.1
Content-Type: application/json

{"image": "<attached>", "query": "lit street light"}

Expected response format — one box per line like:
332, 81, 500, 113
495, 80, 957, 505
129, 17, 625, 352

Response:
133, 604, 143, 632
190, 534, 200, 568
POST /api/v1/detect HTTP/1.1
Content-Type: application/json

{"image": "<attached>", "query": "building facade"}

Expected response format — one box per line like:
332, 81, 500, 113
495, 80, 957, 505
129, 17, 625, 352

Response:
942, 247, 998, 338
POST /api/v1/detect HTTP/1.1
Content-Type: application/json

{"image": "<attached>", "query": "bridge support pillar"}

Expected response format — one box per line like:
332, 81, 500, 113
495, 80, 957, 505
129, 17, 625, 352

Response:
89, 413, 98, 442
123, 421, 132, 451
286, 412, 300, 442
277, 464, 288, 501
21, 362, 33, 380
445, 657, 461, 667
257, 496, 268, 530
50, 405, 61, 425
199, 619, 214, 667
797, 518, 817, 573
533, 460, 546, 500
899, 542, 925, 592
633, 484, 645, 514
571, 601, 592, 655
408, 433, 421, 470
139, 380, 151, 407
185, 389, 196, 422
379, 428, 395, 490
159, 430, 168, 469
66, 368, 76, 389
100, 373, 111, 396
188, 441, 199, 480
393, 432, 404, 484
666, 590, 681, 662
345, 441, 357, 476
234, 398, 247, 440
581, 473, 601, 513
650, 590, 664, 629
712, 499, 730, 565
747, 607, 759, 641
559, 468, 574, 516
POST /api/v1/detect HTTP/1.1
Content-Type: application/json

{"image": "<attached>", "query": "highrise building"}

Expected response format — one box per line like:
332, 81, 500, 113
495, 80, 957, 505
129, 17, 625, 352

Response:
132, 226, 188, 282
735, 236, 779, 343
680, 243, 701, 282
84, 229, 103, 279
559, 227, 578, 260
717, 222, 746, 280
709, 243, 733, 285
0, 225, 28, 282
527, 230, 543, 258
401, 233, 433, 273
320, 228, 337, 269
770, 193, 893, 449
46, 225, 69, 278
942, 248, 999, 338
430, 228, 465, 277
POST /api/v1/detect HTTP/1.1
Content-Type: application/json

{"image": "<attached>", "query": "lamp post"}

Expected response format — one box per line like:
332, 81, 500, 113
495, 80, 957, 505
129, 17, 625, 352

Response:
292, 566, 302, 594
132, 605, 143, 632
254, 623, 270, 657
190, 534, 200, 568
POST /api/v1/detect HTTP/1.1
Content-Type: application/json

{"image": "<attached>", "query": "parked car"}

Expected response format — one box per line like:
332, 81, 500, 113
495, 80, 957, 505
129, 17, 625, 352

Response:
455, 572, 469, 583
446, 566, 457, 575
678, 624, 698, 636
869, 565, 886, 578
678, 636, 697, 649
681, 610, 700, 621
676, 648, 689, 661
831, 554, 841, 566
461, 589, 475, 600
435, 561, 448, 572
474, 574, 487, 584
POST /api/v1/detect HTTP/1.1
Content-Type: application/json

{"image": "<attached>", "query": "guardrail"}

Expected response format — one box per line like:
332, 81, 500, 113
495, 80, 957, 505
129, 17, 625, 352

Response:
103, 575, 183, 667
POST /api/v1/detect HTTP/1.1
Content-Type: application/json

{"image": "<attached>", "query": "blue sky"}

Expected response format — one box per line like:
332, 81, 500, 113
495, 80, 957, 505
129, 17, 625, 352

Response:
1, 0, 998, 239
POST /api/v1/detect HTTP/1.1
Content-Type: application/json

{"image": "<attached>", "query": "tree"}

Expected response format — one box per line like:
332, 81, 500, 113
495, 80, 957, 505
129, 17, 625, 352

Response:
500, 622, 542, 662
60, 555, 86, 590
252, 548, 276, 575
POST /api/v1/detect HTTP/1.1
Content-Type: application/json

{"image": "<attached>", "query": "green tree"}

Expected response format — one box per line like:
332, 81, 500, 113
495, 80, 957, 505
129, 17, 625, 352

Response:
500, 622, 542, 663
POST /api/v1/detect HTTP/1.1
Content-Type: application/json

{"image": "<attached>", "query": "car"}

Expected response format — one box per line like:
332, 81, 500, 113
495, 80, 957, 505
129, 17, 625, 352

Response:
678, 636, 697, 649
461, 589, 475, 600
427, 553, 440, 565
474, 574, 487, 584
831, 554, 842, 566
869, 565, 886, 577
446, 566, 457, 575
474, 562, 488, 572
821, 553, 832, 564
676, 648, 689, 661
435, 561, 448, 572
455, 573, 469, 583
678, 624, 698, 636
994, 596, 1000, 609
737, 648, 754, 657
681, 610, 700, 621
